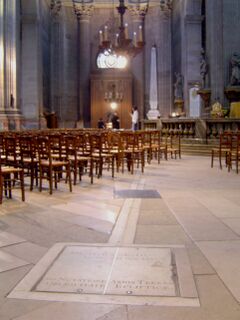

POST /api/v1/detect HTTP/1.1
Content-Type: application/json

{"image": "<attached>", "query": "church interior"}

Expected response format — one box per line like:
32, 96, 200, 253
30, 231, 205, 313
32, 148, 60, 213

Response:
0, 0, 240, 319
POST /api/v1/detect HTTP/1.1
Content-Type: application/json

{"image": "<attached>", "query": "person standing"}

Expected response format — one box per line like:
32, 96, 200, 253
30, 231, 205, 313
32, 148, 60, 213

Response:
97, 118, 105, 129
111, 112, 120, 129
131, 106, 139, 131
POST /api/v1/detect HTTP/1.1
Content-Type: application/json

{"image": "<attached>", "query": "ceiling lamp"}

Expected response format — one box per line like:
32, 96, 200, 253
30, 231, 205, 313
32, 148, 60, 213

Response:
98, 0, 145, 61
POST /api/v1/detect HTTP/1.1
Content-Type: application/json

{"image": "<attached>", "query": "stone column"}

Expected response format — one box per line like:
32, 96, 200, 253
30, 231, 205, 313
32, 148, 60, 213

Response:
50, 1, 63, 120
206, 0, 224, 104
4, 0, 22, 129
129, 4, 147, 121
159, 4, 172, 116
74, 3, 94, 128
21, 0, 43, 129
183, 0, 202, 115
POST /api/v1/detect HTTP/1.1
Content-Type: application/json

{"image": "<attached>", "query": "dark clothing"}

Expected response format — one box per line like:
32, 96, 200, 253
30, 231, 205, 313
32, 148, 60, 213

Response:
111, 115, 120, 129
98, 119, 105, 129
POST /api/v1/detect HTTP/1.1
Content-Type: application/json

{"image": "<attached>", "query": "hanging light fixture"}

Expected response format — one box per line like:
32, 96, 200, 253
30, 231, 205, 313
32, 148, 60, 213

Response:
98, 0, 145, 67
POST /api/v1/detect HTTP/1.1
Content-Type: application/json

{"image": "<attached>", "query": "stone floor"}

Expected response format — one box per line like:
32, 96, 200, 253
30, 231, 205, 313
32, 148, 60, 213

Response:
0, 155, 240, 319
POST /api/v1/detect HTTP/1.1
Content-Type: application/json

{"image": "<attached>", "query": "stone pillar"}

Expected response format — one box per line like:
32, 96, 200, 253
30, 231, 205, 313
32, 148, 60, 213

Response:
21, 0, 43, 129
159, 4, 172, 116
74, 3, 94, 128
50, 1, 63, 124
206, 0, 224, 104
129, 4, 147, 121
4, 0, 22, 129
183, 0, 202, 115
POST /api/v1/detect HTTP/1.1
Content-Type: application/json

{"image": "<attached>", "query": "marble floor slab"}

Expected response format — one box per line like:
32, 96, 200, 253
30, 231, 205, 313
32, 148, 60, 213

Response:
222, 218, 240, 236
197, 240, 240, 303
114, 189, 161, 199
59, 214, 114, 234
0, 231, 26, 248
1, 242, 48, 264
0, 250, 30, 272
52, 202, 118, 224
8, 243, 199, 307
163, 194, 239, 241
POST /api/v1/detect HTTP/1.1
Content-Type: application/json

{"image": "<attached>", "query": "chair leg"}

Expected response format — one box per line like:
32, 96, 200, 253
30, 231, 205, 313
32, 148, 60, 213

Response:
67, 164, 72, 192
49, 168, 53, 195
111, 156, 114, 178
20, 170, 25, 202
39, 167, 43, 192
219, 153, 222, 169
0, 176, 3, 204
211, 150, 214, 168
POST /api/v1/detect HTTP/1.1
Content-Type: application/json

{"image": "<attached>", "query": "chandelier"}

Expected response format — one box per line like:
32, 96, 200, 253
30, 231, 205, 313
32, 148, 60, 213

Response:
98, 0, 145, 63
104, 84, 123, 103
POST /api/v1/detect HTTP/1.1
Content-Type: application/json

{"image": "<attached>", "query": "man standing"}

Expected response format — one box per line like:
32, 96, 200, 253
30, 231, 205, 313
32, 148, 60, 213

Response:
131, 106, 139, 131
111, 112, 120, 129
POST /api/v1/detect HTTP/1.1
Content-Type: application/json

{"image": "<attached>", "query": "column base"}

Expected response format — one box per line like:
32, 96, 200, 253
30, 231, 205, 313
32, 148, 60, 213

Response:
147, 109, 160, 120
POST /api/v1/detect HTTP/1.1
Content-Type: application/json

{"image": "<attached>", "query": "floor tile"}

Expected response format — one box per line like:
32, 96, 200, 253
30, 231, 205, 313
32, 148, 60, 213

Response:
0, 250, 30, 273
197, 240, 240, 303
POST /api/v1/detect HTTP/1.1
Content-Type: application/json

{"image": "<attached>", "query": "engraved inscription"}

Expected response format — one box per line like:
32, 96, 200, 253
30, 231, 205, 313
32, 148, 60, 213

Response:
36, 246, 177, 297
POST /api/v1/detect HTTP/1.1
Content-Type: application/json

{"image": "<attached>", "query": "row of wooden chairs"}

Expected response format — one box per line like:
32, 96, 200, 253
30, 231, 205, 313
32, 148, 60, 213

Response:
0, 130, 181, 203
211, 131, 240, 173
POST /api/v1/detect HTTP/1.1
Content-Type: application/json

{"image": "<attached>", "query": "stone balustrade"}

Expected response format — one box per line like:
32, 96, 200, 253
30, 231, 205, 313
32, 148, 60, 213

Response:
205, 119, 240, 140
161, 119, 196, 138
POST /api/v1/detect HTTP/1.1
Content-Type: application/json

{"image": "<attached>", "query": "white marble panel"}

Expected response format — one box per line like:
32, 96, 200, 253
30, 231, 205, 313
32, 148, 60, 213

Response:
105, 247, 176, 297
0, 250, 29, 272
0, 231, 26, 248
8, 243, 199, 307
197, 240, 240, 303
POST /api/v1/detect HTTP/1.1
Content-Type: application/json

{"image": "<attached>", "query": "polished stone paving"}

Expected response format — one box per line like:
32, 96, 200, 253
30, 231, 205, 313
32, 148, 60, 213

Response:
0, 155, 240, 319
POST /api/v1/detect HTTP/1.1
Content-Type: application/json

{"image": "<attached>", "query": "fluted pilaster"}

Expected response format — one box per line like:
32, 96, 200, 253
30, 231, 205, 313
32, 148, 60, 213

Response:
128, 3, 148, 120
206, 0, 224, 103
158, 6, 172, 116
4, 0, 18, 111
74, 3, 94, 126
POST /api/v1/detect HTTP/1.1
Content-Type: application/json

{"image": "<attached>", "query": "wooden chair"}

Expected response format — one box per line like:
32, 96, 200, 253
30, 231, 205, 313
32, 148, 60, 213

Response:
227, 132, 240, 173
19, 136, 38, 191
0, 152, 25, 204
4, 135, 21, 167
109, 132, 124, 173
166, 134, 181, 159
211, 132, 232, 169
121, 132, 144, 174
65, 134, 91, 185
37, 136, 72, 194
90, 133, 114, 183
151, 130, 162, 163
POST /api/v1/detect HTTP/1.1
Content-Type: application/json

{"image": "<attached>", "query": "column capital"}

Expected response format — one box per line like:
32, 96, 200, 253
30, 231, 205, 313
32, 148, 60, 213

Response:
74, 3, 94, 21
50, 0, 62, 16
128, 4, 148, 21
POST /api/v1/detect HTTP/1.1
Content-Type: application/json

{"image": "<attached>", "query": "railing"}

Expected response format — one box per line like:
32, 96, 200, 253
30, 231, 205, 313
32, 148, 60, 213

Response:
206, 119, 240, 140
161, 119, 196, 138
